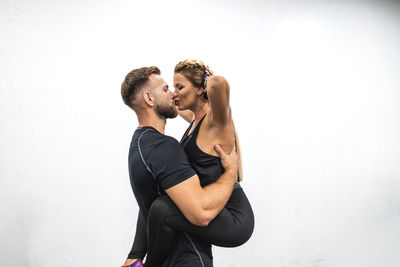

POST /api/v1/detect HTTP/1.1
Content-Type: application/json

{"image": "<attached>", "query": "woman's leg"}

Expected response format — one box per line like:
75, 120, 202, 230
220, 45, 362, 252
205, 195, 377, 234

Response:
144, 187, 254, 266
144, 197, 178, 267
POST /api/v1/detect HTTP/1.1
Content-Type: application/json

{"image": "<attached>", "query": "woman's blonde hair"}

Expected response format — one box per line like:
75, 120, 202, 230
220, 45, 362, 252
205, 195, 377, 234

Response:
175, 59, 244, 180
174, 59, 214, 88
233, 123, 243, 181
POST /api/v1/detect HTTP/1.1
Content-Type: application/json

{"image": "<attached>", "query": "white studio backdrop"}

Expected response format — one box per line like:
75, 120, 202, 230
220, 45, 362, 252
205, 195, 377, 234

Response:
1, 0, 399, 266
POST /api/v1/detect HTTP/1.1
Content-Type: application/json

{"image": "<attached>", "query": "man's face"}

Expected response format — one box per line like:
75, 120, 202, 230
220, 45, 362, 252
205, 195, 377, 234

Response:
148, 74, 178, 119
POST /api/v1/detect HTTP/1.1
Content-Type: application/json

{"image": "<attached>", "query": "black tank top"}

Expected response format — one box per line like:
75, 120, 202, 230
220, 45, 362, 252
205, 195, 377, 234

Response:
180, 114, 224, 187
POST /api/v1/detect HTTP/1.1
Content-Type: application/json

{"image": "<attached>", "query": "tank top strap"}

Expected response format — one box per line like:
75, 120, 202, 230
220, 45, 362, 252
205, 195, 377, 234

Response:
181, 119, 195, 142
190, 113, 208, 140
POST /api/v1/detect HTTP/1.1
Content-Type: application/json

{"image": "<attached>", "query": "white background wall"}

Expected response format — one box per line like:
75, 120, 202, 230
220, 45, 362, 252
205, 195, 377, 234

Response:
1, 0, 399, 266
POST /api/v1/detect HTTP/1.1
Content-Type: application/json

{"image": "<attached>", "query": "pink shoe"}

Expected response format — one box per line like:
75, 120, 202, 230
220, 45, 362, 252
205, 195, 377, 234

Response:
121, 260, 143, 267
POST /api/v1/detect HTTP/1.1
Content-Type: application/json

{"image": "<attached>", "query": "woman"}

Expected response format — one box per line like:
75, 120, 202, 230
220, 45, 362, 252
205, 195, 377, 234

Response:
124, 60, 254, 267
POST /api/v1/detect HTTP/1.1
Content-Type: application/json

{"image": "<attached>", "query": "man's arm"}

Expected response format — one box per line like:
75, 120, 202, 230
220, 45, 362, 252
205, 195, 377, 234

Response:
165, 144, 238, 227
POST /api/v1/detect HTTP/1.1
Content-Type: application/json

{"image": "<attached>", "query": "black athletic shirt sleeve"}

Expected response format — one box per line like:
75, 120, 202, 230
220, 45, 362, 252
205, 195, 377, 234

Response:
147, 136, 196, 190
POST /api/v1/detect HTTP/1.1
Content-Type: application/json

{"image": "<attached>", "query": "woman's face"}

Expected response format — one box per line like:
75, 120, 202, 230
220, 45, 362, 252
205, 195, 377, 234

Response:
173, 72, 200, 111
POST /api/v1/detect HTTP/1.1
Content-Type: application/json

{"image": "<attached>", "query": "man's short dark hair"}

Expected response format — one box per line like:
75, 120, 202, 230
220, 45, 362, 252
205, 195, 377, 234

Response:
121, 66, 160, 109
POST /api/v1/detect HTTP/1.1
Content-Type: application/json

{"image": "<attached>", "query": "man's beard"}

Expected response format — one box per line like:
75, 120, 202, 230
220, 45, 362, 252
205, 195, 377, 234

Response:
156, 102, 178, 119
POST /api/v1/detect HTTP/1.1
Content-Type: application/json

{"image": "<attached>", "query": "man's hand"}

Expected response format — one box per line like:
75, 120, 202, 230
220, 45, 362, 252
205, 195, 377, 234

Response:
214, 144, 238, 175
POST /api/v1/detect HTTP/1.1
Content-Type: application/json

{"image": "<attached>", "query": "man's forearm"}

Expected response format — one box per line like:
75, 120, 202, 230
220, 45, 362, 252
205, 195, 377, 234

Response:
200, 168, 237, 223
164, 144, 238, 227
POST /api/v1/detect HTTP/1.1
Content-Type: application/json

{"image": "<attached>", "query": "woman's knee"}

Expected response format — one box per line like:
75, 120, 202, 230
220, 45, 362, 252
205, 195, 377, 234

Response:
148, 195, 177, 222
225, 221, 254, 247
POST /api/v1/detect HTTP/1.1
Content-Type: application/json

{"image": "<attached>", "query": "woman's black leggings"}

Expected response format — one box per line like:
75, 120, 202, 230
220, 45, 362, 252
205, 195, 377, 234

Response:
144, 186, 254, 267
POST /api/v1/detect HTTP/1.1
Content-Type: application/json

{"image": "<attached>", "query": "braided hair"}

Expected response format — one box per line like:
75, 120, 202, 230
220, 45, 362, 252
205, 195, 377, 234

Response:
174, 59, 214, 88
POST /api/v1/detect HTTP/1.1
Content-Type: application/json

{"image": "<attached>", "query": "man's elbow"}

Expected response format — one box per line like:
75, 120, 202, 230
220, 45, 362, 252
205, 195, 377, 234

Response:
192, 218, 211, 227
187, 211, 213, 227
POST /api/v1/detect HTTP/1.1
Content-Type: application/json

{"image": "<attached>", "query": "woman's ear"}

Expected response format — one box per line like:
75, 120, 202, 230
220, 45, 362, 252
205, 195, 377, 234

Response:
197, 87, 208, 100
197, 87, 205, 96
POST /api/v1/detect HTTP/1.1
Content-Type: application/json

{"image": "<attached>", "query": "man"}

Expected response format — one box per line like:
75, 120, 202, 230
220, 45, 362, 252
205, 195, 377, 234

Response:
120, 66, 238, 267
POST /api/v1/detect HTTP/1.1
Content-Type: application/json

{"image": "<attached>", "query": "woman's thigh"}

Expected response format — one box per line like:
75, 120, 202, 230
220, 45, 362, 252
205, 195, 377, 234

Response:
149, 187, 254, 247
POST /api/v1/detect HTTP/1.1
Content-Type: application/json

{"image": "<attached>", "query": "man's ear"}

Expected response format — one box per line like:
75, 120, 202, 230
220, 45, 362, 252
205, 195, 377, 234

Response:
143, 91, 154, 106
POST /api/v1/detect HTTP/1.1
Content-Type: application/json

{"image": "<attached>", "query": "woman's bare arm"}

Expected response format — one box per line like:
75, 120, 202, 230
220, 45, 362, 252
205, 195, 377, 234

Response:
206, 75, 231, 126
178, 109, 195, 123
